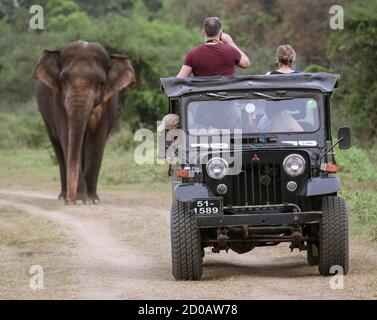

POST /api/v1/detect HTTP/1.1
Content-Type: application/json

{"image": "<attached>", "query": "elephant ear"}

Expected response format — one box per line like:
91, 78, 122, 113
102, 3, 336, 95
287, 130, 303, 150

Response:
32, 50, 61, 93
104, 54, 136, 102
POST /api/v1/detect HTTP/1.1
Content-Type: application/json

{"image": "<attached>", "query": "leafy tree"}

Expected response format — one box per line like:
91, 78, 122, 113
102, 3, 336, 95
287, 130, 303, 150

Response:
46, 0, 91, 31
304, 64, 330, 73
75, 0, 134, 17
327, 0, 377, 142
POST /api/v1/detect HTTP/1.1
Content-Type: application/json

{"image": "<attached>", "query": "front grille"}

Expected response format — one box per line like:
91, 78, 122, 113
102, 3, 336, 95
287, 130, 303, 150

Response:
232, 162, 282, 206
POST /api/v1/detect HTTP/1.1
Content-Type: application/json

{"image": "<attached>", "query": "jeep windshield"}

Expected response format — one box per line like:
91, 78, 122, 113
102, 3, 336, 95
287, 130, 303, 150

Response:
187, 97, 319, 135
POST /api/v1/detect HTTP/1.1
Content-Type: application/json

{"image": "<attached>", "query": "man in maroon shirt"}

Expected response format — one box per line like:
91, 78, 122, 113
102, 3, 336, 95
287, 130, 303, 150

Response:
177, 17, 251, 78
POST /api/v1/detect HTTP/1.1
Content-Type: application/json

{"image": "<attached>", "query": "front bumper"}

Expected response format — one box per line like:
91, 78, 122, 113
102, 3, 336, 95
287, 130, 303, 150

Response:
196, 211, 322, 228
174, 183, 322, 228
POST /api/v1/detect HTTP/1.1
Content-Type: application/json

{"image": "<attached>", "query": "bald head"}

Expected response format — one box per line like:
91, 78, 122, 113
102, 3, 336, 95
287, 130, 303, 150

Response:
203, 17, 222, 37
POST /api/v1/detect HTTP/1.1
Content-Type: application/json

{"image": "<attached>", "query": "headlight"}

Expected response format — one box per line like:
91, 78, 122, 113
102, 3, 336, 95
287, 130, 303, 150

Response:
206, 157, 229, 180
283, 154, 306, 177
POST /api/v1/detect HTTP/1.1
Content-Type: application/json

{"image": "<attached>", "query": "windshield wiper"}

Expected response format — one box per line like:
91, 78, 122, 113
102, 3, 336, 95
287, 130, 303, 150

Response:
205, 93, 249, 101
206, 92, 295, 101
252, 92, 294, 101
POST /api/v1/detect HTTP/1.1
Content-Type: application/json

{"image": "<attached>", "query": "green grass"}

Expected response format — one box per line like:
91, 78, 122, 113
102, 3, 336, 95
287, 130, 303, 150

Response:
337, 147, 377, 240
101, 149, 168, 186
0, 148, 169, 190
0, 111, 169, 187
0, 129, 169, 194
0, 147, 59, 188
0, 112, 48, 149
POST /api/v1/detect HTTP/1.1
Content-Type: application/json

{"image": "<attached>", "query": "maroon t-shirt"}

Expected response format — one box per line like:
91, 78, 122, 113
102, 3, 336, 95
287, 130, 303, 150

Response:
183, 43, 241, 77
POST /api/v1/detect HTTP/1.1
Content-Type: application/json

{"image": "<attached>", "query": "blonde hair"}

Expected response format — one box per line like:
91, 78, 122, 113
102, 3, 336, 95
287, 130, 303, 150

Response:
276, 45, 296, 67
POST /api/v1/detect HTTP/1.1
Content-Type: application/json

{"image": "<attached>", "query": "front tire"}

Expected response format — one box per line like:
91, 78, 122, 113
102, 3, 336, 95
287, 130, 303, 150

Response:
318, 196, 349, 276
171, 201, 203, 280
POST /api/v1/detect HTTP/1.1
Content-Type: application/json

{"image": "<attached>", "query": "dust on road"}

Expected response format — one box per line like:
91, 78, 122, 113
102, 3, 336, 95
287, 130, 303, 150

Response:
0, 188, 376, 299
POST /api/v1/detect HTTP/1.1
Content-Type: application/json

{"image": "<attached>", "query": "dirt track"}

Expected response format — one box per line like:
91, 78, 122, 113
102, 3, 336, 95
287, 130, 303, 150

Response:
0, 188, 377, 300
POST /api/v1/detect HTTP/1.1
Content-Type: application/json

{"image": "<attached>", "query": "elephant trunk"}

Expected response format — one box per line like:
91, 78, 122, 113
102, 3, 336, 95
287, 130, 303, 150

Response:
66, 105, 90, 203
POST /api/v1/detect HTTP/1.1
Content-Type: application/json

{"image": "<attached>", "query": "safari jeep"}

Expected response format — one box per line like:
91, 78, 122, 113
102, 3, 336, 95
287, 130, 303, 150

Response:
160, 73, 351, 281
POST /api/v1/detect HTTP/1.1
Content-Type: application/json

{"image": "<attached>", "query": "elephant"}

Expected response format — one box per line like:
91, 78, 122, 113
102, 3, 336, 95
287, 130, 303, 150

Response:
32, 41, 136, 204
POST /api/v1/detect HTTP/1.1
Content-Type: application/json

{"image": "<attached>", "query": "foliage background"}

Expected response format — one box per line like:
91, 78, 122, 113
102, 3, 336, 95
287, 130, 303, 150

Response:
0, 0, 377, 238
1, 0, 376, 137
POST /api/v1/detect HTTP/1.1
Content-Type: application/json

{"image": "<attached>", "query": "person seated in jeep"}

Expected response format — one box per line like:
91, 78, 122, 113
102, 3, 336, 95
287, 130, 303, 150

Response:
267, 44, 299, 75
177, 17, 251, 78
257, 102, 304, 133
267, 108, 304, 132
188, 102, 240, 134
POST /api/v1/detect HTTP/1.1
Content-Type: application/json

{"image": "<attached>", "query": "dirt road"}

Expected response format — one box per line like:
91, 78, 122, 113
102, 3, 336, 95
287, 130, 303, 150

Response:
0, 188, 376, 299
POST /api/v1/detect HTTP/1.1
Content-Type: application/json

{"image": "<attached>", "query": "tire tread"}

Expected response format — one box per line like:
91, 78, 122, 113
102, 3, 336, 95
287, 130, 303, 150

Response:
171, 201, 202, 280
319, 196, 349, 276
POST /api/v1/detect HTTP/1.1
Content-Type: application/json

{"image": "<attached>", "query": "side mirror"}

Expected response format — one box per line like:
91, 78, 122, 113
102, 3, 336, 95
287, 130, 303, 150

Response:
338, 126, 351, 150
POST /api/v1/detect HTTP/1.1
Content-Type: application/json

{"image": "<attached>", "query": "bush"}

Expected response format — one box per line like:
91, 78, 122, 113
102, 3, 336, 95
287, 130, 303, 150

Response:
100, 147, 168, 186
337, 146, 377, 240
336, 146, 377, 182
327, 0, 377, 144
107, 127, 136, 152
0, 113, 47, 149
304, 64, 330, 73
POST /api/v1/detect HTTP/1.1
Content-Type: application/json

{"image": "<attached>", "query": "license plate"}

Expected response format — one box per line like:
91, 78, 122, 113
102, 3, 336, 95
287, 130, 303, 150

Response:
192, 198, 222, 215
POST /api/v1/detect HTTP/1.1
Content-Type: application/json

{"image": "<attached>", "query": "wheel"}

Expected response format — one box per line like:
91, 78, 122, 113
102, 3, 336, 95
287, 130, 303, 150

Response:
171, 201, 203, 280
318, 196, 349, 276
307, 241, 319, 266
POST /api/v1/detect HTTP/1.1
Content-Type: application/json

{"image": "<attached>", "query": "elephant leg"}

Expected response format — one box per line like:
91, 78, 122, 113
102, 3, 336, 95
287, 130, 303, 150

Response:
84, 125, 108, 204
74, 162, 88, 204
42, 120, 67, 200
51, 140, 67, 201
